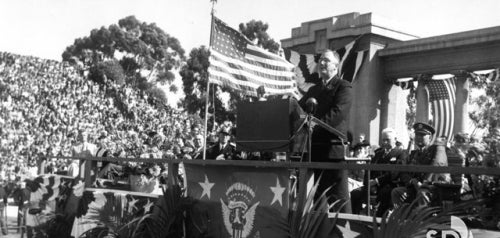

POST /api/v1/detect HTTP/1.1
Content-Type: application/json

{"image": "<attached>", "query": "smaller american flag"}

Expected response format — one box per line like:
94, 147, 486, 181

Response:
425, 78, 456, 142
208, 17, 298, 97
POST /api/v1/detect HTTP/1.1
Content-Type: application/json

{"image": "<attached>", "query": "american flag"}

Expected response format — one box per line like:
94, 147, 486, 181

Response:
425, 78, 456, 142
208, 17, 298, 97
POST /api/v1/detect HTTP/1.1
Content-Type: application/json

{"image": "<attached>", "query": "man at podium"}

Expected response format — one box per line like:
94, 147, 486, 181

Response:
298, 49, 353, 212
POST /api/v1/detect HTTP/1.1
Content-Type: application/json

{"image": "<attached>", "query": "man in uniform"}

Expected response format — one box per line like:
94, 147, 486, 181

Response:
391, 122, 449, 207
299, 49, 353, 212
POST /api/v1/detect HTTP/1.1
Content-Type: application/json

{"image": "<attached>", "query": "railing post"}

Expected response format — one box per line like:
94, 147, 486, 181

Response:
296, 167, 313, 213
366, 165, 371, 216
84, 157, 92, 188
168, 160, 180, 188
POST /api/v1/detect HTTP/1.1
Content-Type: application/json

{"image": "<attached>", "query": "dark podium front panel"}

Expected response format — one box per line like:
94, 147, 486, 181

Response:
236, 98, 305, 152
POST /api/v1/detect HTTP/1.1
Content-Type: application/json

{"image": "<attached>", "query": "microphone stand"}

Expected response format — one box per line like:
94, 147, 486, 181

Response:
294, 113, 347, 162
307, 114, 313, 163
291, 98, 347, 162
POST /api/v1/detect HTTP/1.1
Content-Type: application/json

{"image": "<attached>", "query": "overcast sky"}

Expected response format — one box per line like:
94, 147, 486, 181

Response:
1, 0, 500, 61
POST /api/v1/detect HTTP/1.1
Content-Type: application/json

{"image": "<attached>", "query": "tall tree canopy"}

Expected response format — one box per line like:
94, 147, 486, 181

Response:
469, 74, 500, 133
62, 15, 185, 106
180, 19, 279, 126
239, 20, 280, 54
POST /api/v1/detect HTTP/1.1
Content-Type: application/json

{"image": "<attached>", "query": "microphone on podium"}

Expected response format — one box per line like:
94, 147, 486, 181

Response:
305, 97, 317, 114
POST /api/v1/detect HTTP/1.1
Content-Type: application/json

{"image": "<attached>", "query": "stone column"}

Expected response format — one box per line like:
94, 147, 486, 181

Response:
452, 71, 470, 135
416, 75, 430, 123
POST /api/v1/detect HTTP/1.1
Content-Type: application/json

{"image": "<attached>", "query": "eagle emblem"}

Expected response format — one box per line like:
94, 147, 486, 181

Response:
220, 182, 259, 238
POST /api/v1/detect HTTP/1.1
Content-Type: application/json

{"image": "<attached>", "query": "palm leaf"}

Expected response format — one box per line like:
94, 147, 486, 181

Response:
84, 193, 123, 231
373, 201, 450, 238
131, 185, 185, 238
45, 213, 75, 238
288, 173, 340, 238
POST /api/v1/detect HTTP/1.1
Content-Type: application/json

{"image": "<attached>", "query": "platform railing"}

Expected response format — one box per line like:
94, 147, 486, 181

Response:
44, 155, 500, 221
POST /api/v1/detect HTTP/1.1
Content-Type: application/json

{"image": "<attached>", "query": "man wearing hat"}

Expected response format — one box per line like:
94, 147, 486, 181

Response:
391, 122, 449, 207
205, 126, 236, 160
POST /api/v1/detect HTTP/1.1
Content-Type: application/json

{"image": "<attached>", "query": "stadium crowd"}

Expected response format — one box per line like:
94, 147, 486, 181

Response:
0, 52, 214, 183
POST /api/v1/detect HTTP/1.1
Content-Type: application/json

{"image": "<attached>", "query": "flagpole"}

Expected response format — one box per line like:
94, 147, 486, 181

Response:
203, 0, 217, 160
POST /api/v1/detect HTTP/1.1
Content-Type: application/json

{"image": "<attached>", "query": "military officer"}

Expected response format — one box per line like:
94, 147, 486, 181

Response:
391, 122, 450, 207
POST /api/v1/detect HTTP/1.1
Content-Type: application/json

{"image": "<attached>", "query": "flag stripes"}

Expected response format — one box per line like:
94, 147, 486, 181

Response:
425, 78, 456, 142
209, 52, 294, 82
208, 17, 297, 97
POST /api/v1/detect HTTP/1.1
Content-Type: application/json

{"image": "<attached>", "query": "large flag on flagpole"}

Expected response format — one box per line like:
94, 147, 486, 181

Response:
425, 78, 456, 142
208, 17, 299, 98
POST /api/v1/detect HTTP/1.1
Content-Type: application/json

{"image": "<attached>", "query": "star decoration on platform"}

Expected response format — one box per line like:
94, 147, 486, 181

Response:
270, 177, 286, 206
336, 224, 360, 238
128, 197, 139, 213
143, 199, 154, 214
61, 179, 72, 188
199, 174, 215, 199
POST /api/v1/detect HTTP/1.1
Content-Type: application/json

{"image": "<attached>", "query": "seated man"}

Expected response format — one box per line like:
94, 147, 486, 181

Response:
192, 134, 205, 160
391, 122, 451, 208
351, 128, 408, 216
205, 126, 236, 160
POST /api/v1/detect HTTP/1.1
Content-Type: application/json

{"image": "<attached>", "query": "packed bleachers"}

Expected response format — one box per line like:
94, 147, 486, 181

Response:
0, 52, 212, 181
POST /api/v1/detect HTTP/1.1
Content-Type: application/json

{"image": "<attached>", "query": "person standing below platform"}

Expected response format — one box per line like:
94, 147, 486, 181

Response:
13, 182, 30, 233
0, 179, 7, 235
299, 49, 353, 212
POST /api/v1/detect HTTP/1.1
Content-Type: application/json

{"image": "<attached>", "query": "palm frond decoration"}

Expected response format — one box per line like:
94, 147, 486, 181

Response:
372, 201, 450, 238
44, 213, 75, 238
81, 192, 140, 238
131, 185, 185, 238
288, 173, 340, 238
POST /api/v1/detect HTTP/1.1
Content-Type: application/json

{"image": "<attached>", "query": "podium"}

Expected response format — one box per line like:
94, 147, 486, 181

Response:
236, 98, 305, 152
236, 98, 349, 160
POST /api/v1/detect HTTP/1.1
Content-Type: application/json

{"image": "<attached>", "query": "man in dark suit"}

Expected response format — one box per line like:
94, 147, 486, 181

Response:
13, 182, 30, 233
299, 49, 353, 212
351, 128, 408, 216
206, 127, 236, 160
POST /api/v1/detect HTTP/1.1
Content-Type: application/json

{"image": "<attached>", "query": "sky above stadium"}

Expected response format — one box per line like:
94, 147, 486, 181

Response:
1, 0, 500, 61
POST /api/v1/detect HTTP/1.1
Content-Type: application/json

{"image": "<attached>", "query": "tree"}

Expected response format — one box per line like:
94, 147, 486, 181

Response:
180, 20, 280, 125
239, 20, 280, 54
469, 71, 500, 163
406, 85, 417, 131
469, 72, 500, 134
62, 15, 185, 107
88, 59, 126, 85
179, 46, 226, 128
